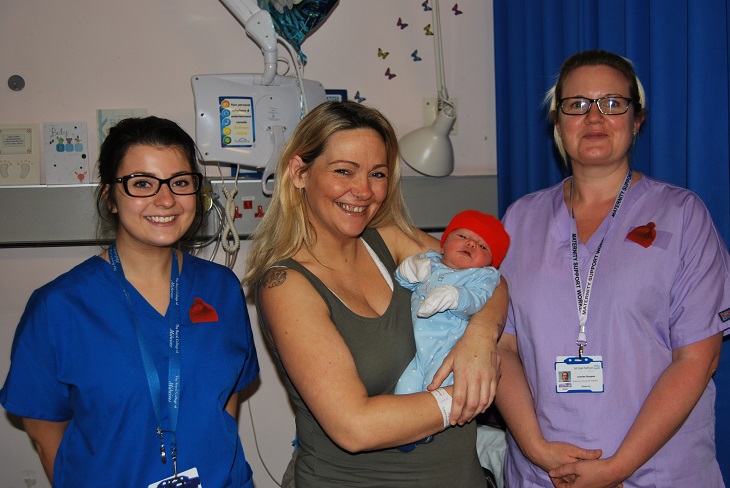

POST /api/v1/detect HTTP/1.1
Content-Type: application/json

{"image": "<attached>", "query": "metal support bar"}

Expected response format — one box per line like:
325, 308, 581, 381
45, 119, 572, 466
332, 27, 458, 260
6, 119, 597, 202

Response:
0, 176, 497, 247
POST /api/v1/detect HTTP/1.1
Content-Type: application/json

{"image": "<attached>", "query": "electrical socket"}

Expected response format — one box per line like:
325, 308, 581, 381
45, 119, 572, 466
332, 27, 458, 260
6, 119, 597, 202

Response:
422, 97, 458, 135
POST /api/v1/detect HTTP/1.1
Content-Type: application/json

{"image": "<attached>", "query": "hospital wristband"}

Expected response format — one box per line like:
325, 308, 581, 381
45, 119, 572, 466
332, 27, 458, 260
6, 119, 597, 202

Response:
430, 388, 452, 430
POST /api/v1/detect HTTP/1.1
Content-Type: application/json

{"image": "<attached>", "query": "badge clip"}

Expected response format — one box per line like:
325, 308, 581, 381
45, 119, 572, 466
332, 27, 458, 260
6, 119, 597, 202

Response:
157, 427, 167, 464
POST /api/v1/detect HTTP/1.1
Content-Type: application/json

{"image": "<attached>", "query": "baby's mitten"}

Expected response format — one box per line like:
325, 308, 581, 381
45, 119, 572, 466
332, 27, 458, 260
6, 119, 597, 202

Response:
417, 284, 459, 317
398, 255, 432, 283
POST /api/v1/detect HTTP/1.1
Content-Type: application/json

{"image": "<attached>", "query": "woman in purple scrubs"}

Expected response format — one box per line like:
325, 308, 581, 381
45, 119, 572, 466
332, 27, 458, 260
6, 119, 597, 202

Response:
496, 50, 730, 487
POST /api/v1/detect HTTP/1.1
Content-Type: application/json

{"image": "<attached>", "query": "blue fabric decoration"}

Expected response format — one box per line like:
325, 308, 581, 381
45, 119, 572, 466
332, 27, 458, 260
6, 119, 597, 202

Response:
257, 0, 338, 63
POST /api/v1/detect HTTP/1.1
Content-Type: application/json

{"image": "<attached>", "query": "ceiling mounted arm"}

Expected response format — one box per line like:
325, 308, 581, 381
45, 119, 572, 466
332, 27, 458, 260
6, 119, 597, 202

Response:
220, 0, 278, 85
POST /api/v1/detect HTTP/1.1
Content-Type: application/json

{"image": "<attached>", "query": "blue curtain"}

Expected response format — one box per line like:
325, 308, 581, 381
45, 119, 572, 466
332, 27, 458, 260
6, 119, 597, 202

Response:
494, 0, 730, 481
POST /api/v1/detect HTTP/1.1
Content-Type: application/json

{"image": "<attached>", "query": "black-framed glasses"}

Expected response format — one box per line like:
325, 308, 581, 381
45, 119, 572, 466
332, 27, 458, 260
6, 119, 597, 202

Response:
559, 97, 635, 115
115, 172, 203, 198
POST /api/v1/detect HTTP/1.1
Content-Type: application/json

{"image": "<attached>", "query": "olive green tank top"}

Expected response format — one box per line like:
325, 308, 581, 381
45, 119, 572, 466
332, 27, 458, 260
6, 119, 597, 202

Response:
256, 228, 486, 488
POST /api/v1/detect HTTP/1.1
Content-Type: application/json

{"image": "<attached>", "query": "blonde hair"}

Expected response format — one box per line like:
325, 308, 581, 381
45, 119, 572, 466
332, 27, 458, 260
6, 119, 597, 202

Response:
243, 101, 418, 287
545, 50, 647, 165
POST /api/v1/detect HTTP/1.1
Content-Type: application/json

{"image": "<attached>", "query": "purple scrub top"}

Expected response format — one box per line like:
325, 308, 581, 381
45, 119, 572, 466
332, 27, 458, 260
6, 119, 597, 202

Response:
500, 176, 730, 487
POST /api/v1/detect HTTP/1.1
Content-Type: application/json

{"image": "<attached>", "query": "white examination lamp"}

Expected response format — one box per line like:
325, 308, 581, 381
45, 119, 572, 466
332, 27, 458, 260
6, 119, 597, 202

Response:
399, 109, 456, 177
399, 0, 456, 177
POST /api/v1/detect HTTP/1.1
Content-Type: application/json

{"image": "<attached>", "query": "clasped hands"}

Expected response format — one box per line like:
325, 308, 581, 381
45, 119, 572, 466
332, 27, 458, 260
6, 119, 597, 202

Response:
532, 440, 625, 488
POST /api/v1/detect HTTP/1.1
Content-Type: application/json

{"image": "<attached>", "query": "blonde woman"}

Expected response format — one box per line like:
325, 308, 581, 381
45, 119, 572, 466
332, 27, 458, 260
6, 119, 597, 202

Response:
244, 101, 507, 487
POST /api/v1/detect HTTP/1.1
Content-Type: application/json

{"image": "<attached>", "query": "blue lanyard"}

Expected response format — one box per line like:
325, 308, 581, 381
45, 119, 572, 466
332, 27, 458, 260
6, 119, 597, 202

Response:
569, 169, 632, 358
108, 243, 182, 476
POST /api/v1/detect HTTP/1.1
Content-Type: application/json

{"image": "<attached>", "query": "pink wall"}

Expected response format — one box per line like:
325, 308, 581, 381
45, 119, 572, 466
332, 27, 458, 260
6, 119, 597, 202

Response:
0, 1, 495, 486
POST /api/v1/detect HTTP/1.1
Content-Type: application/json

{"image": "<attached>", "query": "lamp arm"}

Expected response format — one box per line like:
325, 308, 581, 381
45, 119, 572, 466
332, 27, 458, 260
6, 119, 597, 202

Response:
431, 0, 449, 104
220, 0, 278, 85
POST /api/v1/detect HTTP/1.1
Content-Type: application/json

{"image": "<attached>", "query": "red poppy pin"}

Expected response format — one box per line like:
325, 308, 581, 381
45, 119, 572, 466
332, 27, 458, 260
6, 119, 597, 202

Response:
627, 222, 657, 248
189, 298, 219, 323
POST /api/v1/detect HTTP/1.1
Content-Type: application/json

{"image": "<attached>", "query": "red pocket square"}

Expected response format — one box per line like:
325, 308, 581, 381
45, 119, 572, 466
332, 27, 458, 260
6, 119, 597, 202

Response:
627, 222, 656, 248
189, 298, 219, 323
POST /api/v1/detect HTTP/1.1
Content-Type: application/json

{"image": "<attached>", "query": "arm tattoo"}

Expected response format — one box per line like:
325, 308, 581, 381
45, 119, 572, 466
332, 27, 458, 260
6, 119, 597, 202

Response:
264, 268, 287, 288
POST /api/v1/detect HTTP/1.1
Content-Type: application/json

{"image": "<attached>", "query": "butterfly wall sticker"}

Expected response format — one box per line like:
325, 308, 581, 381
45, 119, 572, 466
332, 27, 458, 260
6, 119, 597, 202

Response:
385, 68, 396, 80
378, 48, 390, 59
397, 17, 408, 29
422, 0, 432, 11
452, 3, 463, 15
354, 91, 366, 103
411, 50, 422, 62
424, 24, 434, 35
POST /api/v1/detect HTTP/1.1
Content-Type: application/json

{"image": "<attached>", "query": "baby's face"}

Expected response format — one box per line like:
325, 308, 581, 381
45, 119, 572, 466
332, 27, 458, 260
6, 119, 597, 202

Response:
441, 228, 493, 269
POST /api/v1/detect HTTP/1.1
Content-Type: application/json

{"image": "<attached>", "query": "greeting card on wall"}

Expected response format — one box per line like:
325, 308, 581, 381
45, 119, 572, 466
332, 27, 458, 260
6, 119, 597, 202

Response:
97, 108, 148, 146
0, 123, 41, 186
43, 122, 89, 184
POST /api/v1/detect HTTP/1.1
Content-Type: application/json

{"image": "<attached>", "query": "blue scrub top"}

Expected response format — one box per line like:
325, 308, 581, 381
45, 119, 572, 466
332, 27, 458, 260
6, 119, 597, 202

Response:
1, 253, 259, 487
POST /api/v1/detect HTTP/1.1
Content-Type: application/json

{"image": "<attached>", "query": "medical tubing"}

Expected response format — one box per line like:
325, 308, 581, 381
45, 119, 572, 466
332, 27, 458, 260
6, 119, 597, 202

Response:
278, 35, 308, 114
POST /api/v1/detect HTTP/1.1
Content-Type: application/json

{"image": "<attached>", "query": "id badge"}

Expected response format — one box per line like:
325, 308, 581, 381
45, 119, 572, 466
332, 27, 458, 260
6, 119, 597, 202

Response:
149, 467, 202, 488
555, 356, 604, 393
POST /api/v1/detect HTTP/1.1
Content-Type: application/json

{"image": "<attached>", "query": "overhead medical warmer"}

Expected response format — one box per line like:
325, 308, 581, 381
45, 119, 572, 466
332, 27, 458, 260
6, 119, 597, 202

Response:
192, 0, 336, 196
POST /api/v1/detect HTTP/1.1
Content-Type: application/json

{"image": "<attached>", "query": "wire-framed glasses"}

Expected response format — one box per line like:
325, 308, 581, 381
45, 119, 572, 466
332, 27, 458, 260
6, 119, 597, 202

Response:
115, 172, 203, 198
559, 97, 635, 115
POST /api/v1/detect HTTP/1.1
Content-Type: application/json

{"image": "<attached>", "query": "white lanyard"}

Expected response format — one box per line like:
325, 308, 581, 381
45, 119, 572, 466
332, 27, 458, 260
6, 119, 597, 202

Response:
570, 169, 632, 357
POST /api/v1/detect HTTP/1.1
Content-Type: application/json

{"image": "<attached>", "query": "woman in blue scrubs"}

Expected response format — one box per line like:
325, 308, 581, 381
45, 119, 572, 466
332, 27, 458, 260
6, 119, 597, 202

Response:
0, 116, 259, 487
